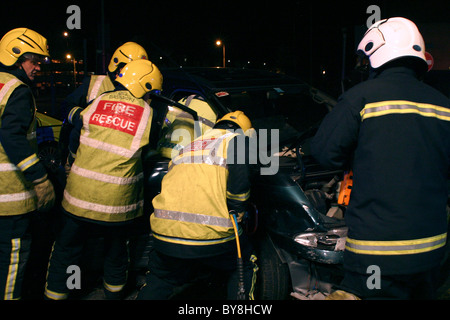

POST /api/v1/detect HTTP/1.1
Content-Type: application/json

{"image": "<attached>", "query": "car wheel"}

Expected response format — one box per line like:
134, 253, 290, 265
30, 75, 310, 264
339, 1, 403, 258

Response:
38, 141, 62, 173
256, 235, 291, 300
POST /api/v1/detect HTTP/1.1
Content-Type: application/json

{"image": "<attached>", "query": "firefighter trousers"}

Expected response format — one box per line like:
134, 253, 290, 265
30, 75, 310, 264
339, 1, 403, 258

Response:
0, 212, 32, 300
137, 240, 258, 300
337, 266, 442, 299
44, 212, 129, 300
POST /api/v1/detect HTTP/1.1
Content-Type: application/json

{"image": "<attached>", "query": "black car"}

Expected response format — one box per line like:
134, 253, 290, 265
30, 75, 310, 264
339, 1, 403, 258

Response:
143, 67, 347, 300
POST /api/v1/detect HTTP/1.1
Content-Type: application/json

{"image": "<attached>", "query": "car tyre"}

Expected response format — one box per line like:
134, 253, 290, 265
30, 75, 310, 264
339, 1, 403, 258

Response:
256, 235, 291, 300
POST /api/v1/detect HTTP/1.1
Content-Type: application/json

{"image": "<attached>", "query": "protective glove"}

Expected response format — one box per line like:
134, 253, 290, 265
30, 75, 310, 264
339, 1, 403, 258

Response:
33, 175, 56, 212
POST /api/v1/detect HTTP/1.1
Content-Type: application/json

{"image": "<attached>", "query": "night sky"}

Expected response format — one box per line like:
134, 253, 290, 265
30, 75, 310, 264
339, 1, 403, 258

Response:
1, 0, 449, 96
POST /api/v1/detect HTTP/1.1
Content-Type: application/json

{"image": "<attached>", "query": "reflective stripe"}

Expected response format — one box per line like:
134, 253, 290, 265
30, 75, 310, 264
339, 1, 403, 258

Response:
169, 132, 234, 170
170, 155, 227, 170
103, 280, 125, 293
0, 163, 18, 171
152, 231, 237, 246
17, 154, 39, 171
79, 135, 142, 158
154, 208, 233, 228
68, 106, 82, 124
44, 287, 69, 300
4, 238, 20, 300
248, 254, 258, 300
0, 191, 35, 203
227, 190, 250, 201
88, 75, 106, 102
0, 79, 19, 102
198, 116, 215, 128
71, 164, 143, 185
64, 190, 143, 214
345, 233, 447, 255
361, 100, 450, 122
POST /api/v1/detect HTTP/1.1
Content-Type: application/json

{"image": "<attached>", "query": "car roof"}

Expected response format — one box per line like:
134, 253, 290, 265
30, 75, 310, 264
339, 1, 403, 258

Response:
161, 67, 309, 92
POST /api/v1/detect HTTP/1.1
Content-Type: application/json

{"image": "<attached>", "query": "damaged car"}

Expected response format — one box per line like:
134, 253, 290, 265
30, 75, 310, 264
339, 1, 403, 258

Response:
143, 67, 348, 300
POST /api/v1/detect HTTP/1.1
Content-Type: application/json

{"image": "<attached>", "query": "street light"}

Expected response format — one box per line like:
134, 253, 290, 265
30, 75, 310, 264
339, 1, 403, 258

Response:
215, 40, 226, 68
63, 31, 69, 48
66, 53, 77, 87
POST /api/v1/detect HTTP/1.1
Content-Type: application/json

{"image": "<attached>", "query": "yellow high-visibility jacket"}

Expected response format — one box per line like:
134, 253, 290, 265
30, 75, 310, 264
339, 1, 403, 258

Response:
158, 95, 217, 159
0, 72, 39, 215
67, 75, 116, 125
62, 89, 153, 222
86, 75, 115, 105
151, 128, 250, 247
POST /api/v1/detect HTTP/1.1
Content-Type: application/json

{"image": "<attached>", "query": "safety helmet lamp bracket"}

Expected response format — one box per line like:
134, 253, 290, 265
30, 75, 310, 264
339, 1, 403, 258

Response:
357, 25, 386, 57
357, 17, 427, 70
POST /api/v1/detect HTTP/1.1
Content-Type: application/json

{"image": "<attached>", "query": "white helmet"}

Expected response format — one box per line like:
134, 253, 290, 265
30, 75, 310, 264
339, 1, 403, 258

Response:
357, 17, 427, 70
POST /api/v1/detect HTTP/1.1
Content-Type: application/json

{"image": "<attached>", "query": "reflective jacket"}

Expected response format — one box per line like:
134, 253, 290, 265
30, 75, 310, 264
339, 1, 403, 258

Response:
311, 66, 450, 275
0, 72, 42, 215
158, 95, 217, 159
62, 89, 153, 223
151, 127, 251, 257
67, 75, 116, 125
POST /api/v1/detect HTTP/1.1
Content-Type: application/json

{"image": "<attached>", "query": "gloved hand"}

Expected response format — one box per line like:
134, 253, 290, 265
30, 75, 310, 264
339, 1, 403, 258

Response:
33, 176, 56, 212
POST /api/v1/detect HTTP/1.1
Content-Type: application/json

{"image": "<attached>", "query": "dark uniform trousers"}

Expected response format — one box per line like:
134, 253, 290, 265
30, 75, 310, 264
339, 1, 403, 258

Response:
338, 266, 442, 300
137, 236, 257, 300
0, 212, 32, 300
45, 212, 129, 299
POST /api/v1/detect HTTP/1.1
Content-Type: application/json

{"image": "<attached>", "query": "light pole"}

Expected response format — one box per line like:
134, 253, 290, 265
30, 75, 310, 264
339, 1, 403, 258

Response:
66, 54, 76, 87
216, 40, 226, 68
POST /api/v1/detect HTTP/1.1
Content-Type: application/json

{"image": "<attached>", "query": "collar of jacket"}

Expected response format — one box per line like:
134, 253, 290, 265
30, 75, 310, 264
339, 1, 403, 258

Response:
0, 64, 33, 86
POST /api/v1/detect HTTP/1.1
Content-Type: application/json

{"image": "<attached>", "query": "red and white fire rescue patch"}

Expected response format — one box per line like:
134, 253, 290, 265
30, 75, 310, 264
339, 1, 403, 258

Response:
90, 100, 144, 136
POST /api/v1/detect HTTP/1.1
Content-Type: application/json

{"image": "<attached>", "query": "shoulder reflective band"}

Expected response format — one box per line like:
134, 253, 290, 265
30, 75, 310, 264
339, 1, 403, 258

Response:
360, 100, 450, 122
154, 209, 233, 228
345, 233, 447, 255
88, 75, 107, 102
0, 79, 19, 102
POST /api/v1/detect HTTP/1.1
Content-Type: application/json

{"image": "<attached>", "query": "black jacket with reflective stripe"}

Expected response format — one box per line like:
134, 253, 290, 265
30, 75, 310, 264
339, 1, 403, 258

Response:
311, 66, 450, 275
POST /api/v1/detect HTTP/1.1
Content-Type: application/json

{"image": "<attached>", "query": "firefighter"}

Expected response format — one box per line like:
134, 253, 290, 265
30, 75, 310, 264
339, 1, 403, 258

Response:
59, 42, 149, 166
44, 59, 163, 300
311, 17, 450, 299
158, 94, 217, 159
0, 28, 55, 299
137, 111, 257, 300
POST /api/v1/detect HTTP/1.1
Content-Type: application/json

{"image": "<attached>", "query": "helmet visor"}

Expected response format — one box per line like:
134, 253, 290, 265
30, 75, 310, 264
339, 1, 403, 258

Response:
21, 53, 50, 65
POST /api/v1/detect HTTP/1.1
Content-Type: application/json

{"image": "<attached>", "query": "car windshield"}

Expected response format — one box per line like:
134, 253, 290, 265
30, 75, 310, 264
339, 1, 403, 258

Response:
214, 85, 331, 145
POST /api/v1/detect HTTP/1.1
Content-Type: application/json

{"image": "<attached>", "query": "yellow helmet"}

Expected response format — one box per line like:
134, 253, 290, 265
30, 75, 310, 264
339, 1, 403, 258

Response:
216, 111, 252, 132
108, 42, 148, 73
116, 59, 163, 98
0, 28, 49, 66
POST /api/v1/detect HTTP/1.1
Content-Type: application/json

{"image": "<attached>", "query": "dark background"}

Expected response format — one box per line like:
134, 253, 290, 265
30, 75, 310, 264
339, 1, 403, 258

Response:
1, 0, 449, 99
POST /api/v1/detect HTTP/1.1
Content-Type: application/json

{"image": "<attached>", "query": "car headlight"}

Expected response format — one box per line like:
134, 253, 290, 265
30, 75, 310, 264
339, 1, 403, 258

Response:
294, 227, 347, 251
